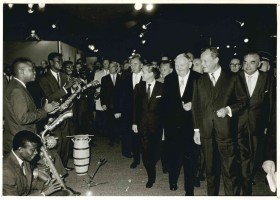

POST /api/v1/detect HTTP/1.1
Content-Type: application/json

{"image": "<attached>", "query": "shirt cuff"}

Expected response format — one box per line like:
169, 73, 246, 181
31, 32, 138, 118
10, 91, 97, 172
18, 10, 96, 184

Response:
194, 129, 200, 132
226, 106, 232, 117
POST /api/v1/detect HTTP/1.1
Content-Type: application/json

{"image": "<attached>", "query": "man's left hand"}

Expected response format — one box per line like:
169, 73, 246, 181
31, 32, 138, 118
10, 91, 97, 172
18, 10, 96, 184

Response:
182, 102, 192, 111
216, 107, 229, 118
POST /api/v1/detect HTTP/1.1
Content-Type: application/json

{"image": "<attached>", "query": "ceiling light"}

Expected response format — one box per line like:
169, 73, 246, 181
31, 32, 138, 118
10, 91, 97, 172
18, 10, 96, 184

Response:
234, 46, 237, 48
244, 38, 249, 43
26, 30, 40, 41
235, 20, 245, 27
52, 24, 56, 29
146, 4, 154, 11
217, 47, 220, 49
142, 22, 151, 30
234, 53, 237, 56
139, 33, 144, 38
28, 3, 34, 9
134, 3, 142, 10
94, 49, 99, 52
132, 52, 135, 56
226, 45, 230, 48
133, 49, 136, 52
88, 44, 95, 51
28, 8, 34, 13
38, 3, 45, 8
8, 4, 13, 8
142, 40, 146, 44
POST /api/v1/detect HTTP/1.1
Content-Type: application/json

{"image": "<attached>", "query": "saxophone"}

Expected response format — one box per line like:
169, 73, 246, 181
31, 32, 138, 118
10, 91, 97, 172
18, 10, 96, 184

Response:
50, 80, 100, 114
38, 110, 77, 196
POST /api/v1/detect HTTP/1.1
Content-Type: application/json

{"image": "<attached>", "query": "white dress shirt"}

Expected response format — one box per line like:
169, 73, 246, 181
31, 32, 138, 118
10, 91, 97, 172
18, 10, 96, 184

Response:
133, 71, 143, 89
12, 150, 25, 175
244, 70, 259, 97
178, 70, 190, 97
50, 69, 67, 93
14, 77, 26, 88
146, 80, 156, 98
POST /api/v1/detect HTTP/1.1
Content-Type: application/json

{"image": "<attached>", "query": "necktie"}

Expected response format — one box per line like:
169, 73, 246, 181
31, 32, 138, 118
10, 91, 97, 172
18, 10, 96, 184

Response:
112, 74, 116, 85
248, 75, 253, 96
21, 162, 26, 176
210, 73, 216, 86
57, 72, 61, 87
147, 84, 151, 101
179, 79, 184, 97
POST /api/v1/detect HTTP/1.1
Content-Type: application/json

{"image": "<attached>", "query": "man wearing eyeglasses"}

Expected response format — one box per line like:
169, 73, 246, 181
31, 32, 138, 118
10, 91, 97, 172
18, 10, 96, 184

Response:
229, 58, 242, 73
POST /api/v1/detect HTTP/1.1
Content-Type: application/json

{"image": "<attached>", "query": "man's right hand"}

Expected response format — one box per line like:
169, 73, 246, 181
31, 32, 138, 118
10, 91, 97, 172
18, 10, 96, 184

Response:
44, 99, 60, 113
132, 124, 138, 133
193, 130, 201, 145
42, 179, 63, 196
262, 160, 275, 174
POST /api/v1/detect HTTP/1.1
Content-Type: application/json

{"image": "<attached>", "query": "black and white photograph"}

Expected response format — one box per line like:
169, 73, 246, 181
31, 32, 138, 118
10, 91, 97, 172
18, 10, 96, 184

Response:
2, 2, 277, 197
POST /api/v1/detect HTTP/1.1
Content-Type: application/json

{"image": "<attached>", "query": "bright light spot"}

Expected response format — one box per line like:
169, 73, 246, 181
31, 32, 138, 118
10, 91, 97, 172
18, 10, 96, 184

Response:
86, 190, 93, 196
217, 47, 220, 49
28, 8, 34, 13
88, 45, 95, 51
38, 3, 45, 8
234, 53, 237, 56
134, 3, 142, 10
234, 46, 237, 48
139, 33, 143, 38
226, 45, 230, 48
142, 40, 146, 44
244, 38, 249, 43
52, 24, 56, 29
28, 3, 33, 8
128, 179, 131, 183
146, 4, 154, 11
8, 4, 13, 8
31, 30, 35, 34
132, 53, 135, 56
240, 22, 245, 27
133, 49, 136, 52
142, 25, 147, 30
94, 49, 99, 52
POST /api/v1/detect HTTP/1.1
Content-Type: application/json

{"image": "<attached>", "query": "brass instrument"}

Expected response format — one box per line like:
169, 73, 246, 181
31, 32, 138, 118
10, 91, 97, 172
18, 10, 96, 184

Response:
38, 110, 78, 196
50, 80, 100, 114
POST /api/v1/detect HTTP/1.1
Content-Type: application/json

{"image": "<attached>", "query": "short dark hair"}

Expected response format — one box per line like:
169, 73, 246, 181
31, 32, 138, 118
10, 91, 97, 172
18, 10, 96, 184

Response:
62, 61, 73, 70
201, 47, 220, 58
130, 54, 143, 63
12, 57, 33, 75
160, 60, 173, 69
13, 130, 42, 151
48, 52, 62, 62
143, 63, 160, 79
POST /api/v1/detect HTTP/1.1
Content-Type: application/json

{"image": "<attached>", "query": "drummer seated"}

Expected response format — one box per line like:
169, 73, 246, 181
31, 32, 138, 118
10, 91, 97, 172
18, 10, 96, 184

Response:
3, 130, 80, 196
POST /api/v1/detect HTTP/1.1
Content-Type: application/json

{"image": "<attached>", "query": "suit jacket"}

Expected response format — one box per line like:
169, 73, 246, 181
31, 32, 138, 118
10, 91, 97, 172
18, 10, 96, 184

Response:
133, 81, 163, 133
3, 79, 47, 152
94, 69, 108, 110
238, 70, 273, 135
3, 152, 32, 196
39, 70, 69, 102
119, 73, 143, 123
192, 69, 248, 139
100, 73, 121, 113
162, 71, 201, 137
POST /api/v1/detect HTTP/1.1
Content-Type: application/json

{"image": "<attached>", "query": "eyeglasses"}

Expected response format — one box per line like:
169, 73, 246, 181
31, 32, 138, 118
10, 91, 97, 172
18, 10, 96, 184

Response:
230, 63, 241, 67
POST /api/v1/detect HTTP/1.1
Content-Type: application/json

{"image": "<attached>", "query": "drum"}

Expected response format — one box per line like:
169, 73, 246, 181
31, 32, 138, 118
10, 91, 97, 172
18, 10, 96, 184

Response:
71, 135, 92, 176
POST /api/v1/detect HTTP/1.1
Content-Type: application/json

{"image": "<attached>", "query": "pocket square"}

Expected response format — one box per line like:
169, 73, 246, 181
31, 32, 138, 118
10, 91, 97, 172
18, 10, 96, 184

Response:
156, 95, 162, 98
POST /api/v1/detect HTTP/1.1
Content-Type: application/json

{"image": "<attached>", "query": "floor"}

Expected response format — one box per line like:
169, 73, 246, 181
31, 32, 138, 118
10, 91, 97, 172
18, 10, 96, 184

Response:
63, 136, 275, 197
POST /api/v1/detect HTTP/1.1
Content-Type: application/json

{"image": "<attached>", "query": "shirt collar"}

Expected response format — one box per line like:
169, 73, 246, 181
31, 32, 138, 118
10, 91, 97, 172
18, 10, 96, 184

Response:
12, 149, 24, 167
208, 66, 221, 79
245, 70, 259, 78
50, 69, 59, 78
146, 80, 156, 87
178, 70, 190, 82
14, 77, 26, 88
133, 71, 143, 77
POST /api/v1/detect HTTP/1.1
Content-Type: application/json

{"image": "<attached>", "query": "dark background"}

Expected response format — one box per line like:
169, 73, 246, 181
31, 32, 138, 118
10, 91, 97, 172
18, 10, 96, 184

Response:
3, 4, 277, 66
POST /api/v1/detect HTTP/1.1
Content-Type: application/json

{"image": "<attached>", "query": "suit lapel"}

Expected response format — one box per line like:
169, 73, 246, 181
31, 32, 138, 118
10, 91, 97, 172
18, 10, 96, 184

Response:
150, 81, 159, 101
212, 71, 226, 101
240, 72, 250, 97
203, 74, 213, 99
251, 71, 264, 98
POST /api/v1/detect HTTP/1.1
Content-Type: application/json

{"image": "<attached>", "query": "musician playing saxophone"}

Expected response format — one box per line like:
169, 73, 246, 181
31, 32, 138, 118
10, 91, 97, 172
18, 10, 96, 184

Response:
3, 130, 68, 196
39, 52, 77, 171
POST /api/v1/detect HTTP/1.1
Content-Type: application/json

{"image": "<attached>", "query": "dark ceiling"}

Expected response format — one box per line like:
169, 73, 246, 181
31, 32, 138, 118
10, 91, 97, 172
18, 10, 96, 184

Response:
3, 4, 277, 63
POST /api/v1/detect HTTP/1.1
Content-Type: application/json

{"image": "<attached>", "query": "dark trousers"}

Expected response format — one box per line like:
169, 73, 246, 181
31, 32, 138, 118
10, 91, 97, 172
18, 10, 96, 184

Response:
106, 110, 121, 144
160, 137, 169, 172
201, 133, 238, 196
166, 127, 198, 193
53, 120, 72, 167
195, 146, 206, 178
237, 128, 264, 195
94, 110, 108, 136
140, 130, 161, 182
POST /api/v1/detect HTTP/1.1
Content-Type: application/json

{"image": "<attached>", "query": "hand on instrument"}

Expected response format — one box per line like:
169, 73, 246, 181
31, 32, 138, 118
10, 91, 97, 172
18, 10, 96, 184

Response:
44, 99, 60, 113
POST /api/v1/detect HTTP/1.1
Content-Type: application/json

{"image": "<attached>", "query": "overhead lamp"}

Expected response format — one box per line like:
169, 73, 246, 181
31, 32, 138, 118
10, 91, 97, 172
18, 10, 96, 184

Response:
133, 49, 136, 52
234, 53, 237, 56
146, 4, 154, 11
134, 3, 142, 10
226, 45, 230, 48
88, 44, 95, 51
216, 47, 220, 49
270, 35, 277, 38
26, 30, 40, 41
132, 52, 135, 56
142, 22, 151, 30
139, 33, 144, 38
28, 3, 34, 9
142, 40, 146, 44
38, 3, 45, 8
244, 38, 249, 43
234, 46, 237, 48
28, 8, 34, 13
8, 4, 13, 8
52, 24, 56, 29
235, 20, 245, 27
94, 49, 99, 52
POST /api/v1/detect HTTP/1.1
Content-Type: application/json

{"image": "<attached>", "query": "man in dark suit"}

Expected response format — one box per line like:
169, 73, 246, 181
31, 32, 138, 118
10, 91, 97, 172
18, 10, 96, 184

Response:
192, 47, 248, 195
161, 53, 201, 195
3, 57, 59, 155
100, 61, 121, 146
118, 55, 143, 168
237, 52, 273, 195
3, 131, 66, 196
39, 52, 75, 171
132, 64, 163, 188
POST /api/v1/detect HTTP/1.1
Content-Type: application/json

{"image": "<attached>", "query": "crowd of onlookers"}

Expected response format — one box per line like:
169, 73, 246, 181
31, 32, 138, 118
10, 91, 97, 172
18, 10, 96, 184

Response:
3, 48, 276, 196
